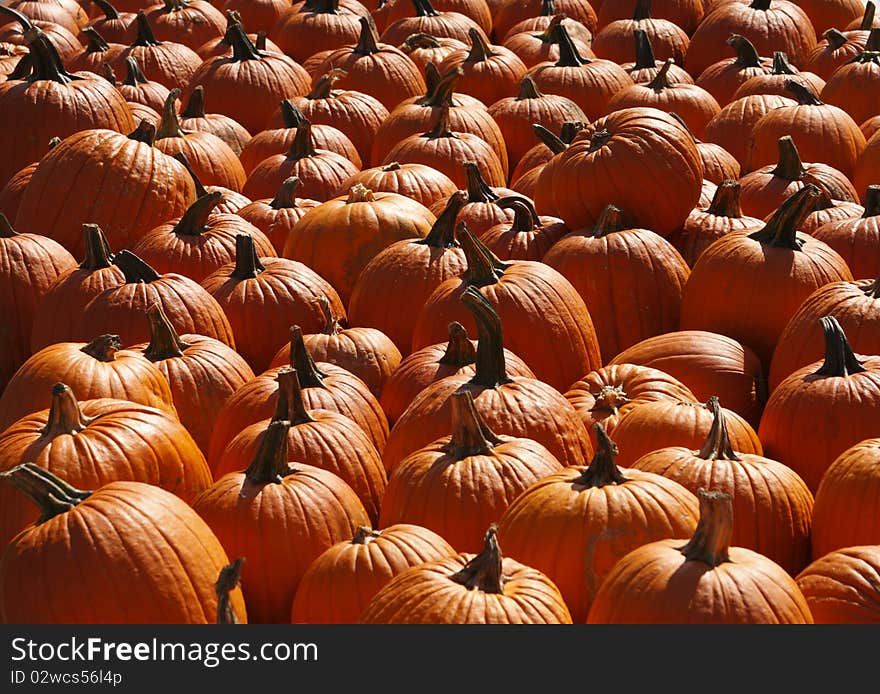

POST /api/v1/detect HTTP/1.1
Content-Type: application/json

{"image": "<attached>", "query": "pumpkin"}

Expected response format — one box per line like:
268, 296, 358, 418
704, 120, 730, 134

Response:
70, 27, 127, 75
586, 489, 814, 623
194, 11, 283, 60
535, 108, 703, 238
142, 0, 226, 50
817, 29, 880, 127
805, 27, 871, 80
110, 56, 172, 115
15, 122, 198, 256
172, 150, 252, 213
502, 13, 596, 70
88, 0, 138, 44
282, 184, 435, 305
0, 383, 212, 548
0, 464, 244, 624
291, 523, 456, 624
360, 525, 573, 623
223, 0, 289, 34
811, 438, 880, 559
758, 316, 880, 493
496, 423, 699, 622
2, 0, 86, 36
704, 93, 796, 167
385, 286, 596, 472
679, 185, 854, 370
0, 18, 81, 65
30, 225, 125, 351
270, 0, 363, 63
846, 0, 880, 30
509, 120, 584, 188
662, 113, 741, 187
543, 204, 690, 362
797, 0, 865, 34
398, 32, 468, 74
796, 545, 880, 624
632, 396, 813, 574
381, 390, 563, 552
493, 0, 598, 40
113, 11, 204, 91
479, 196, 568, 261
769, 276, 880, 391
685, 0, 818, 79
797, 188, 864, 236
598, 0, 704, 35
694, 35, 772, 107
621, 27, 694, 87
236, 176, 322, 255
0, 41, 28, 79
338, 161, 458, 209
853, 126, 880, 200
810, 186, 880, 281
381, 0, 494, 35
731, 50, 826, 100
428, 162, 523, 237
207, 325, 390, 466
379, 321, 535, 425
178, 85, 252, 156
0, 215, 77, 393
0, 333, 178, 431
591, 0, 690, 66
379, 0, 490, 46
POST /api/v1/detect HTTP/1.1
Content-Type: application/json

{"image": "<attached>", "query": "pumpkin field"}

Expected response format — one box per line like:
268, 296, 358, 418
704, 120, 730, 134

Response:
1, 0, 880, 626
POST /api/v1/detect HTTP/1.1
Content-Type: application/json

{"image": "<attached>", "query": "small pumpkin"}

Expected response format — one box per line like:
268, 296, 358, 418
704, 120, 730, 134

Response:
235, 176, 322, 255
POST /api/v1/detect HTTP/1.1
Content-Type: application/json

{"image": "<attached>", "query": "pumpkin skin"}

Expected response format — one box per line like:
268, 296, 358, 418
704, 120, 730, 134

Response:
854, 129, 880, 206
543, 204, 691, 363
769, 278, 880, 391
381, 0, 494, 35
0, 18, 81, 64
704, 93, 797, 167
380, 391, 564, 553
338, 162, 458, 210
0, 467, 245, 624
502, 13, 596, 71
193, 420, 370, 624
71, 29, 128, 77
598, 0, 704, 35
0, 334, 178, 431
758, 317, 880, 493
810, 438, 880, 559
15, 124, 198, 257
360, 526, 573, 624
235, 177, 322, 255
632, 396, 814, 575
88, 0, 139, 45
2, 0, 87, 35
177, 85, 251, 156
478, 196, 568, 261
291, 523, 456, 624
493, 0, 598, 41
0, 216, 77, 394
805, 27, 870, 81
591, 0, 690, 67
731, 50, 826, 100
796, 546, 880, 623
534, 108, 703, 238
398, 33, 469, 75
679, 185, 854, 370
127, 303, 256, 456
819, 31, 880, 129
110, 55, 172, 114
0, 384, 212, 548
270, 0, 364, 64
282, 186, 435, 306
586, 489, 814, 624
694, 34, 772, 108
496, 424, 699, 622
379, 0, 490, 47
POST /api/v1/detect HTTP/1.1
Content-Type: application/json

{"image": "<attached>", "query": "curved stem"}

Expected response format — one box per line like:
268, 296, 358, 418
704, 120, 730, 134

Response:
274, 367, 315, 425
173, 192, 222, 236
591, 204, 624, 238
747, 184, 819, 250
863, 185, 880, 217
215, 557, 244, 625
421, 190, 466, 247
574, 424, 628, 487
465, 27, 494, 63
464, 161, 498, 203
287, 325, 329, 388
181, 85, 206, 119
423, 104, 456, 139
866, 275, 880, 299
80, 334, 122, 362
7, 54, 32, 80
411, 0, 440, 18
667, 112, 697, 143
114, 250, 161, 283
79, 224, 115, 270
497, 196, 540, 231
6, 17, 79, 84
316, 296, 342, 335
92, 0, 122, 21
127, 119, 158, 145
679, 489, 733, 566
286, 121, 317, 159
771, 135, 805, 181
823, 28, 849, 51
307, 69, 346, 100
706, 180, 743, 217
536, 14, 565, 44
532, 124, 566, 153
132, 11, 161, 47
727, 34, 762, 67
144, 303, 190, 360
41, 383, 95, 437
438, 321, 476, 366
279, 99, 308, 129
646, 58, 673, 91
785, 79, 824, 105
231, 234, 265, 280
632, 28, 656, 69
227, 20, 262, 62
402, 33, 441, 50
460, 223, 501, 287
771, 51, 798, 75
354, 16, 380, 55
0, 463, 92, 525
0, 214, 17, 238
270, 177, 303, 209
697, 397, 740, 461
517, 74, 543, 100
82, 27, 110, 55
552, 21, 589, 66
155, 88, 184, 140
632, 0, 652, 20
749, 0, 772, 10
123, 56, 148, 86
449, 525, 504, 594
244, 420, 292, 485
352, 526, 380, 544
540, 0, 557, 16
462, 286, 512, 388
813, 316, 866, 377
443, 391, 502, 458
418, 65, 463, 106
172, 152, 209, 197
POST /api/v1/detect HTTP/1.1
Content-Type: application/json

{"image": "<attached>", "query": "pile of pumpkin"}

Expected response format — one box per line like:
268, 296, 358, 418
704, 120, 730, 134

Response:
1, 0, 879, 625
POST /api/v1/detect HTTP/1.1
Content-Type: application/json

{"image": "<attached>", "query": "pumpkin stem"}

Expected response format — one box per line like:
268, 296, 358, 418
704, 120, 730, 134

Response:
462, 286, 513, 388
0, 213, 17, 238
697, 397, 740, 461
465, 27, 494, 62
132, 11, 162, 47
632, 0, 652, 20
591, 204, 625, 238
632, 28, 657, 69
155, 88, 184, 139
497, 196, 541, 231
122, 56, 148, 86
143, 303, 191, 360
173, 151, 210, 197
42, 383, 95, 437
173, 192, 222, 236
444, 391, 503, 458
287, 325, 328, 388
411, 0, 440, 17
92, 0, 122, 21
347, 183, 375, 203
418, 65, 462, 107
80, 334, 122, 362
307, 69, 346, 100
668, 112, 698, 142
532, 124, 567, 153
461, 222, 503, 286
727, 34, 762, 67
231, 234, 265, 280
274, 366, 315, 425
287, 120, 317, 159
226, 17, 263, 61
421, 190, 466, 248
7, 53, 32, 80
439, 321, 476, 366
771, 135, 805, 181
181, 85, 207, 119
784, 79, 825, 105
270, 176, 303, 209
574, 423, 628, 487
402, 33, 441, 50
449, 525, 505, 593
823, 28, 849, 51
747, 184, 820, 250
0, 463, 92, 524
517, 74, 543, 100
553, 21, 589, 66
858, 28, 880, 54
678, 489, 733, 566
279, 99, 308, 129
114, 250, 162, 283
79, 224, 115, 270
316, 296, 342, 335
128, 118, 158, 144
244, 419, 293, 485
590, 385, 631, 414
308, 0, 343, 13
771, 51, 798, 75
706, 180, 743, 217
866, 275, 880, 299
646, 58, 674, 91
215, 557, 244, 625
813, 316, 867, 377
863, 185, 880, 217
82, 27, 111, 55
540, 0, 557, 15
588, 128, 612, 153
749, 0, 772, 10
860, 1, 876, 31
536, 14, 565, 44
7, 19, 80, 84
256, 32, 268, 51
354, 16, 380, 55
352, 525, 380, 544
464, 160, 498, 202
423, 104, 456, 139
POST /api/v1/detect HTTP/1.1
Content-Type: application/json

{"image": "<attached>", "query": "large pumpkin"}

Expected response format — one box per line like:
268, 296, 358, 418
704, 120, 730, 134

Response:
796, 546, 880, 623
